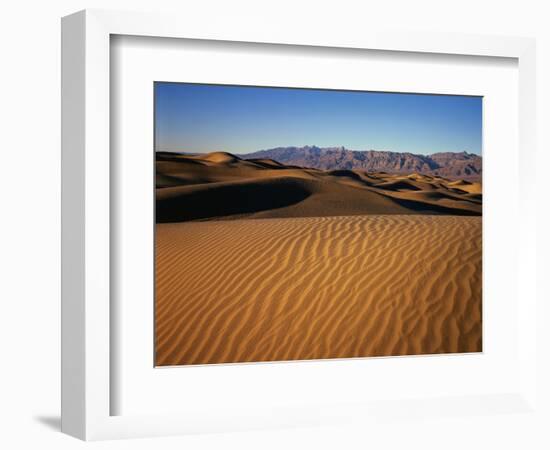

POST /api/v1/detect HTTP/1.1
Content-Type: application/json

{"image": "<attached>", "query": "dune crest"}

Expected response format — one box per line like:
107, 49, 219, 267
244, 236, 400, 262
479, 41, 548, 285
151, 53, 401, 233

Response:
201, 151, 241, 164
155, 152, 482, 221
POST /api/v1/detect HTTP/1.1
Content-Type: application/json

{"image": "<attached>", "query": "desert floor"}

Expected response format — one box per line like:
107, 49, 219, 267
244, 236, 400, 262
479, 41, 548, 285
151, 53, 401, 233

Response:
155, 215, 482, 366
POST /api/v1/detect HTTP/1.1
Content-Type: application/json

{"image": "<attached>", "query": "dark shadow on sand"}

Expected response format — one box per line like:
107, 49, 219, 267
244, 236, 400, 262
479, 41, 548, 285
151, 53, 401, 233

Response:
156, 177, 312, 223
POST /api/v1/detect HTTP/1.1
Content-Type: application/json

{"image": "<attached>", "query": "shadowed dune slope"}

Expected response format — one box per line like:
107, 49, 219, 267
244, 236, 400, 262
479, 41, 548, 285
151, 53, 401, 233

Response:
156, 177, 313, 222
156, 152, 482, 222
155, 215, 482, 366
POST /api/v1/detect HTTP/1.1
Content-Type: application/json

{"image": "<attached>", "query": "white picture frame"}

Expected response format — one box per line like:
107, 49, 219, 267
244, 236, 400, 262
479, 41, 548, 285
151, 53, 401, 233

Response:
61, 9, 537, 441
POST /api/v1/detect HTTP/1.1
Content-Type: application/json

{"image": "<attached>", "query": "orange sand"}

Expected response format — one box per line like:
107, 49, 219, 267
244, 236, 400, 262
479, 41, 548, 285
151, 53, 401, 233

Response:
155, 215, 482, 366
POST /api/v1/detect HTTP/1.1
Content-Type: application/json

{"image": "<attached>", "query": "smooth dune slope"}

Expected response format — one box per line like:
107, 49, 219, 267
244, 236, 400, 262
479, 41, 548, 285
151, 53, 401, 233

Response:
155, 215, 482, 366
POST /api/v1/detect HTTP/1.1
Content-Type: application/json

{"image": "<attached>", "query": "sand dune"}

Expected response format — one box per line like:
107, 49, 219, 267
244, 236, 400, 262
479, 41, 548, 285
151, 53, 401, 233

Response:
155, 215, 482, 366
156, 152, 482, 221
448, 179, 482, 194
155, 151, 482, 366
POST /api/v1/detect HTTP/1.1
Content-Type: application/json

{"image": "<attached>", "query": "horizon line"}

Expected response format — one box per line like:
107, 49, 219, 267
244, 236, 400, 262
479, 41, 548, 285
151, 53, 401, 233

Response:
155, 146, 482, 157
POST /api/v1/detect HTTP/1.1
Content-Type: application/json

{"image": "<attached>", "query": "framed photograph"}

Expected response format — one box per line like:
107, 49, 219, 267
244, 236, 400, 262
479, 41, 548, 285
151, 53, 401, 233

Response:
61, 9, 538, 441
153, 82, 483, 367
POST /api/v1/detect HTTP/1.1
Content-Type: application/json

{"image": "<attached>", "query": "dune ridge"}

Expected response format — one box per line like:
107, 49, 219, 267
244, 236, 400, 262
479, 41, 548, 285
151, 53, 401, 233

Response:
156, 152, 482, 222
155, 215, 482, 366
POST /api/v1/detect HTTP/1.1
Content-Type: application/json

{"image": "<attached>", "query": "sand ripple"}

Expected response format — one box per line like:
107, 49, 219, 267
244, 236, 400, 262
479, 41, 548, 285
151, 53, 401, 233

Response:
155, 215, 482, 366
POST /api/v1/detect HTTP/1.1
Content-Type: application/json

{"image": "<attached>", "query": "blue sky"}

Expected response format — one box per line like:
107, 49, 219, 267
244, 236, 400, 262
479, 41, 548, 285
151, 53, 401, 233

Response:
155, 82, 482, 155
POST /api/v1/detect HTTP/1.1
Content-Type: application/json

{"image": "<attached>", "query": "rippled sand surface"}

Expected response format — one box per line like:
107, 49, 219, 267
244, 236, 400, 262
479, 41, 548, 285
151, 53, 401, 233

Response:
155, 215, 482, 366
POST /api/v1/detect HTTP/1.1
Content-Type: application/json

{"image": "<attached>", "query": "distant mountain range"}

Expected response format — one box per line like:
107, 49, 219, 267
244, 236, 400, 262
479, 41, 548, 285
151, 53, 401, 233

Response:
240, 146, 482, 181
